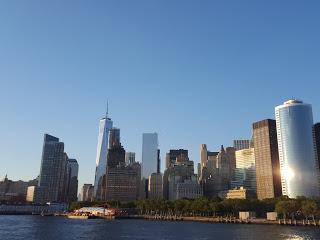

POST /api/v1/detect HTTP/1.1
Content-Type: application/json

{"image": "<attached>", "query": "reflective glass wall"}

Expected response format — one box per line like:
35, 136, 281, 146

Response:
275, 100, 319, 198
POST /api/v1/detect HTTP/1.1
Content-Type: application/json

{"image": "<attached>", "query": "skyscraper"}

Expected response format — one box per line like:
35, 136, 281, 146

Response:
233, 140, 250, 151
37, 134, 66, 203
142, 133, 158, 179
65, 159, 79, 202
93, 113, 113, 200
109, 128, 120, 149
107, 128, 125, 169
105, 129, 141, 202
275, 99, 320, 198
314, 123, 320, 175
253, 119, 282, 200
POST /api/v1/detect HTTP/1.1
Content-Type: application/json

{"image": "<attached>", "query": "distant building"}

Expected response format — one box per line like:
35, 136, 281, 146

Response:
157, 149, 161, 174
148, 173, 163, 199
105, 129, 141, 202
0, 175, 37, 203
175, 176, 203, 200
253, 119, 282, 200
107, 129, 125, 169
26, 186, 37, 202
81, 184, 94, 202
105, 163, 141, 202
65, 159, 79, 202
125, 152, 136, 165
313, 122, 320, 178
165, 149, 188, 169
200, 144, 208, 173
275, 100, 320, 198
226, 187, 254, 199
163, 149, 201, 200
109, 128, 120, 149
142, 133, 158, 179
231, 148, 256, 193
37, 134, 66, 203
93, 113, 113, 200
200, 145, 234, 198
233, 140, 250, 151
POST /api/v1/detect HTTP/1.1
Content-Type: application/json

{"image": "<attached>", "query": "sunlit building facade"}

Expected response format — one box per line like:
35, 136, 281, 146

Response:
253, 119, 282, 200
275, 100, 320, 198
93, 114, 113, 200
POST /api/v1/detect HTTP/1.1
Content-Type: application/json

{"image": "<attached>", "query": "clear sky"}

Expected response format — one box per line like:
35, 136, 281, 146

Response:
1, 1, 320, 189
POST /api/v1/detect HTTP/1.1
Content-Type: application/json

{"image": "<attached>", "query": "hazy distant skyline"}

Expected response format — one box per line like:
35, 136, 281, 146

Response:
1, 1, 320, 189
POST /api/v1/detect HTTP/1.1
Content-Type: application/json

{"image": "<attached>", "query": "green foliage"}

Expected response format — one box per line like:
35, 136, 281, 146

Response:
70, 196, 320, 219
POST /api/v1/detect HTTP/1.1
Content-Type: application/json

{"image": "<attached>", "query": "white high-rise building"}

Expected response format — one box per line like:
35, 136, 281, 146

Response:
142, 133, 158, 179
93, 113, 113, 200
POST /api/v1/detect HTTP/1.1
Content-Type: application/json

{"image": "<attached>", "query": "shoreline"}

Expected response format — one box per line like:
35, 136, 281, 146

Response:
1, 213, 320, 227
117, 215, 320, 227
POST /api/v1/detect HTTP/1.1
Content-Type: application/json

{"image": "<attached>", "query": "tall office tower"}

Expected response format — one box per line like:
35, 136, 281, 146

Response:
65, 159, 79, 202
109, 128, 120, 148
157, 149, 161, 174
231, 148, 256, 193
275, 100, 320, 198
93, 113, 113, 200
314, 122, 320, 174
125, 152, 136, 165
37, 134, 66, 203
142, 133, 158, 179
253, 119, 282, 200
107, 129, 125, 169
233, 140, 250, 151
105, 129, 141, 201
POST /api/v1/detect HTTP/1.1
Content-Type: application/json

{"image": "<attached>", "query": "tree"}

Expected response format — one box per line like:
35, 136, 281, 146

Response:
301, 199, 317, 221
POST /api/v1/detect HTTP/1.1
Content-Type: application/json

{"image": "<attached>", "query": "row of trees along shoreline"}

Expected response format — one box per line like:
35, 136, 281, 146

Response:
70, 196, 320, 220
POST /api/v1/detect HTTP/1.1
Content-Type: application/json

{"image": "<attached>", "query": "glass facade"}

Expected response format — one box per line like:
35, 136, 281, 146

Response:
93, 116, 113, 200
142, 133, 158, 179
231, 148, 256, 193
275, 100, 320, 198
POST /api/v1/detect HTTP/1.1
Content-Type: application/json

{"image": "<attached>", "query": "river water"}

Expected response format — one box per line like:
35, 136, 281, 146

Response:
0, 215, 319, 240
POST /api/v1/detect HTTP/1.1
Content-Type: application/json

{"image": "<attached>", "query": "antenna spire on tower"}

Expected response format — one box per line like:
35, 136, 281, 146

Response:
106, 100, 109, 118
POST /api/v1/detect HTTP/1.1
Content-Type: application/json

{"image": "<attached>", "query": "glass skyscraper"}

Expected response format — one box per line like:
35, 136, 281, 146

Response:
142, 133, 158, 179
38, 134, 65, 203
275, 100, 320, 198
93, 114, 113, 200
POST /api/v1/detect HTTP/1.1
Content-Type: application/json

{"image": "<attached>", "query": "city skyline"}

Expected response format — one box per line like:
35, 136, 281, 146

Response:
2, 1, 320, 191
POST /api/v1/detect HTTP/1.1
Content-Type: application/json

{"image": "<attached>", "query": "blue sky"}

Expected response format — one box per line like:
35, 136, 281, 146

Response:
1, 1, 320, 188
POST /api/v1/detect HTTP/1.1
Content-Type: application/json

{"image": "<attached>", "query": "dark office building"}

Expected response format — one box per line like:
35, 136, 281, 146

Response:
65, 158, 79, 203
314, 123, 320, 172
37, 134, 66, 203
165, 149, 188, 169
105, 128, 141, 201
157, 149, 161, 173
253, 119, 282, 200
